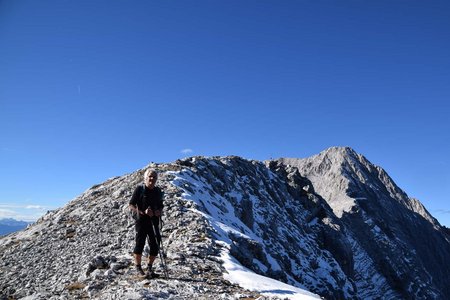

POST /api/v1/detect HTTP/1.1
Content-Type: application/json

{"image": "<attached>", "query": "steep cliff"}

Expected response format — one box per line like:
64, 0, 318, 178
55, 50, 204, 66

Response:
279, 147, 450, 299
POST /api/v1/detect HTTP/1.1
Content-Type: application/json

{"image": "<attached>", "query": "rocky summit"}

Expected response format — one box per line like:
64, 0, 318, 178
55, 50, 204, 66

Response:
1, 147, 449, 299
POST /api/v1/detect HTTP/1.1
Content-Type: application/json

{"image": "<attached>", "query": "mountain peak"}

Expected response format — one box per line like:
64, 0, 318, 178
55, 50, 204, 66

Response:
322, 146, 357, 156
314, 146, 364, 167
276, 147, 407, 217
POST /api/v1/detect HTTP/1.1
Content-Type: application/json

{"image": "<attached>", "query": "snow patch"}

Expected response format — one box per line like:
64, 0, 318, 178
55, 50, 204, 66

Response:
169, 169, 321, 299
221, 249, 321, 300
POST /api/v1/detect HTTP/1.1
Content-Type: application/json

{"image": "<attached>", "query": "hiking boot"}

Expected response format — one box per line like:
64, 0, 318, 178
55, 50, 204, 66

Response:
135, 265, 145, 276
146, 265, 160, 279
146, 270, 160, 279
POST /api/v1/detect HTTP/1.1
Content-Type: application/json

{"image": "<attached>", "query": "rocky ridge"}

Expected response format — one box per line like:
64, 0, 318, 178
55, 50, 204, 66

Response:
0, 163, 272, 300
278, 147, 450, 299
1, 147, 449, 299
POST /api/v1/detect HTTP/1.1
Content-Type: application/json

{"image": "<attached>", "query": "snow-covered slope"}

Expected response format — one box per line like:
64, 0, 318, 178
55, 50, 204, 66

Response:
170, 157, 354, 299
1, 147, 449, 299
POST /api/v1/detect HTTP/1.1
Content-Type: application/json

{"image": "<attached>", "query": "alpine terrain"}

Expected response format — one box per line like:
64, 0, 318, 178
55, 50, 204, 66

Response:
1, 147, 449, 299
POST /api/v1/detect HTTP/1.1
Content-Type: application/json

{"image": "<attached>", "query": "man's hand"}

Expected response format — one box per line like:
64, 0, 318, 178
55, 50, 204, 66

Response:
130, 204, 144, 215
145, 208, 154, 217
154, 210, 161, 217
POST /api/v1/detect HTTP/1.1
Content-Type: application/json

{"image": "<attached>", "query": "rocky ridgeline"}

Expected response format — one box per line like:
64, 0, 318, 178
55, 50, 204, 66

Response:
0, 163, 268, 300
171, 156, 356, 299
1, 147, 450, 299
279, 147, 450, 299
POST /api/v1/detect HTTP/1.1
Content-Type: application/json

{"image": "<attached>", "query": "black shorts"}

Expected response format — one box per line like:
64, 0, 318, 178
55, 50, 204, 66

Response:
133, 217, 160, 256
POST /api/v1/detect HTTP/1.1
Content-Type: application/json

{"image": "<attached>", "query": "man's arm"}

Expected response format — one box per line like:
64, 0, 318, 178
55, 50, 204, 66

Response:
129, 186, 145, 215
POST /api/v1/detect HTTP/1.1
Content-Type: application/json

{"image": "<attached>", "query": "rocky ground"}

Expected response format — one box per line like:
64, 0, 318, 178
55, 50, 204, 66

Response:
0, 162, 274, 300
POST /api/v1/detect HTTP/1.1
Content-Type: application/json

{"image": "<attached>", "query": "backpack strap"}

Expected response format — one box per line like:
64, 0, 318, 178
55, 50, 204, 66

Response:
140, 184, 146, 202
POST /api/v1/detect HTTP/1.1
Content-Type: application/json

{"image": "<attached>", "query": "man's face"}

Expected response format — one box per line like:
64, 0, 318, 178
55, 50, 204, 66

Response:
145, 172, 158, 188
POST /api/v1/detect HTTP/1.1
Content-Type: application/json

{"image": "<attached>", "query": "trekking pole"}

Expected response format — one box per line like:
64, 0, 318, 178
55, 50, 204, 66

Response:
151, 217, 169, 280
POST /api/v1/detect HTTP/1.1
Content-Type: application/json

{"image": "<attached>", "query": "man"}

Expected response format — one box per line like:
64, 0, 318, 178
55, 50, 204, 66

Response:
129, 169, 164, 278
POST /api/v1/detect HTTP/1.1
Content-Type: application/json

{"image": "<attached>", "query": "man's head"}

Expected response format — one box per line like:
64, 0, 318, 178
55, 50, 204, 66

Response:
144, 169, 158, 189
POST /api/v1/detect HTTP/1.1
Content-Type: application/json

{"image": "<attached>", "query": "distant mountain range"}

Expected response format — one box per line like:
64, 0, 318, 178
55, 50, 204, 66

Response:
1, 147, 449, 299
0, 218, 31, 236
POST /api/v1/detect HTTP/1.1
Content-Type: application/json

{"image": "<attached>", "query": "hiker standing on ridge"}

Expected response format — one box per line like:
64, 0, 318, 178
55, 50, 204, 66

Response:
129, 169, 164, 278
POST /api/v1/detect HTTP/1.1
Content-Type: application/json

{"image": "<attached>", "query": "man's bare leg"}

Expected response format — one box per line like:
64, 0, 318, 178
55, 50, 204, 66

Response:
134, 254, 145, 275
134, 253, 142, 266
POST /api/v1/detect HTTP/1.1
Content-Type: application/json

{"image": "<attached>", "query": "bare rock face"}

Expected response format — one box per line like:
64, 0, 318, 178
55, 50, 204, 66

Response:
279, 147, 450, 299
1, 147, 449, 299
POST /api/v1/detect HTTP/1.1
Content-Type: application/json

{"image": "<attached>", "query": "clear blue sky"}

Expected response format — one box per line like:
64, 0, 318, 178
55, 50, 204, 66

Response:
1, 0, 449, 225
